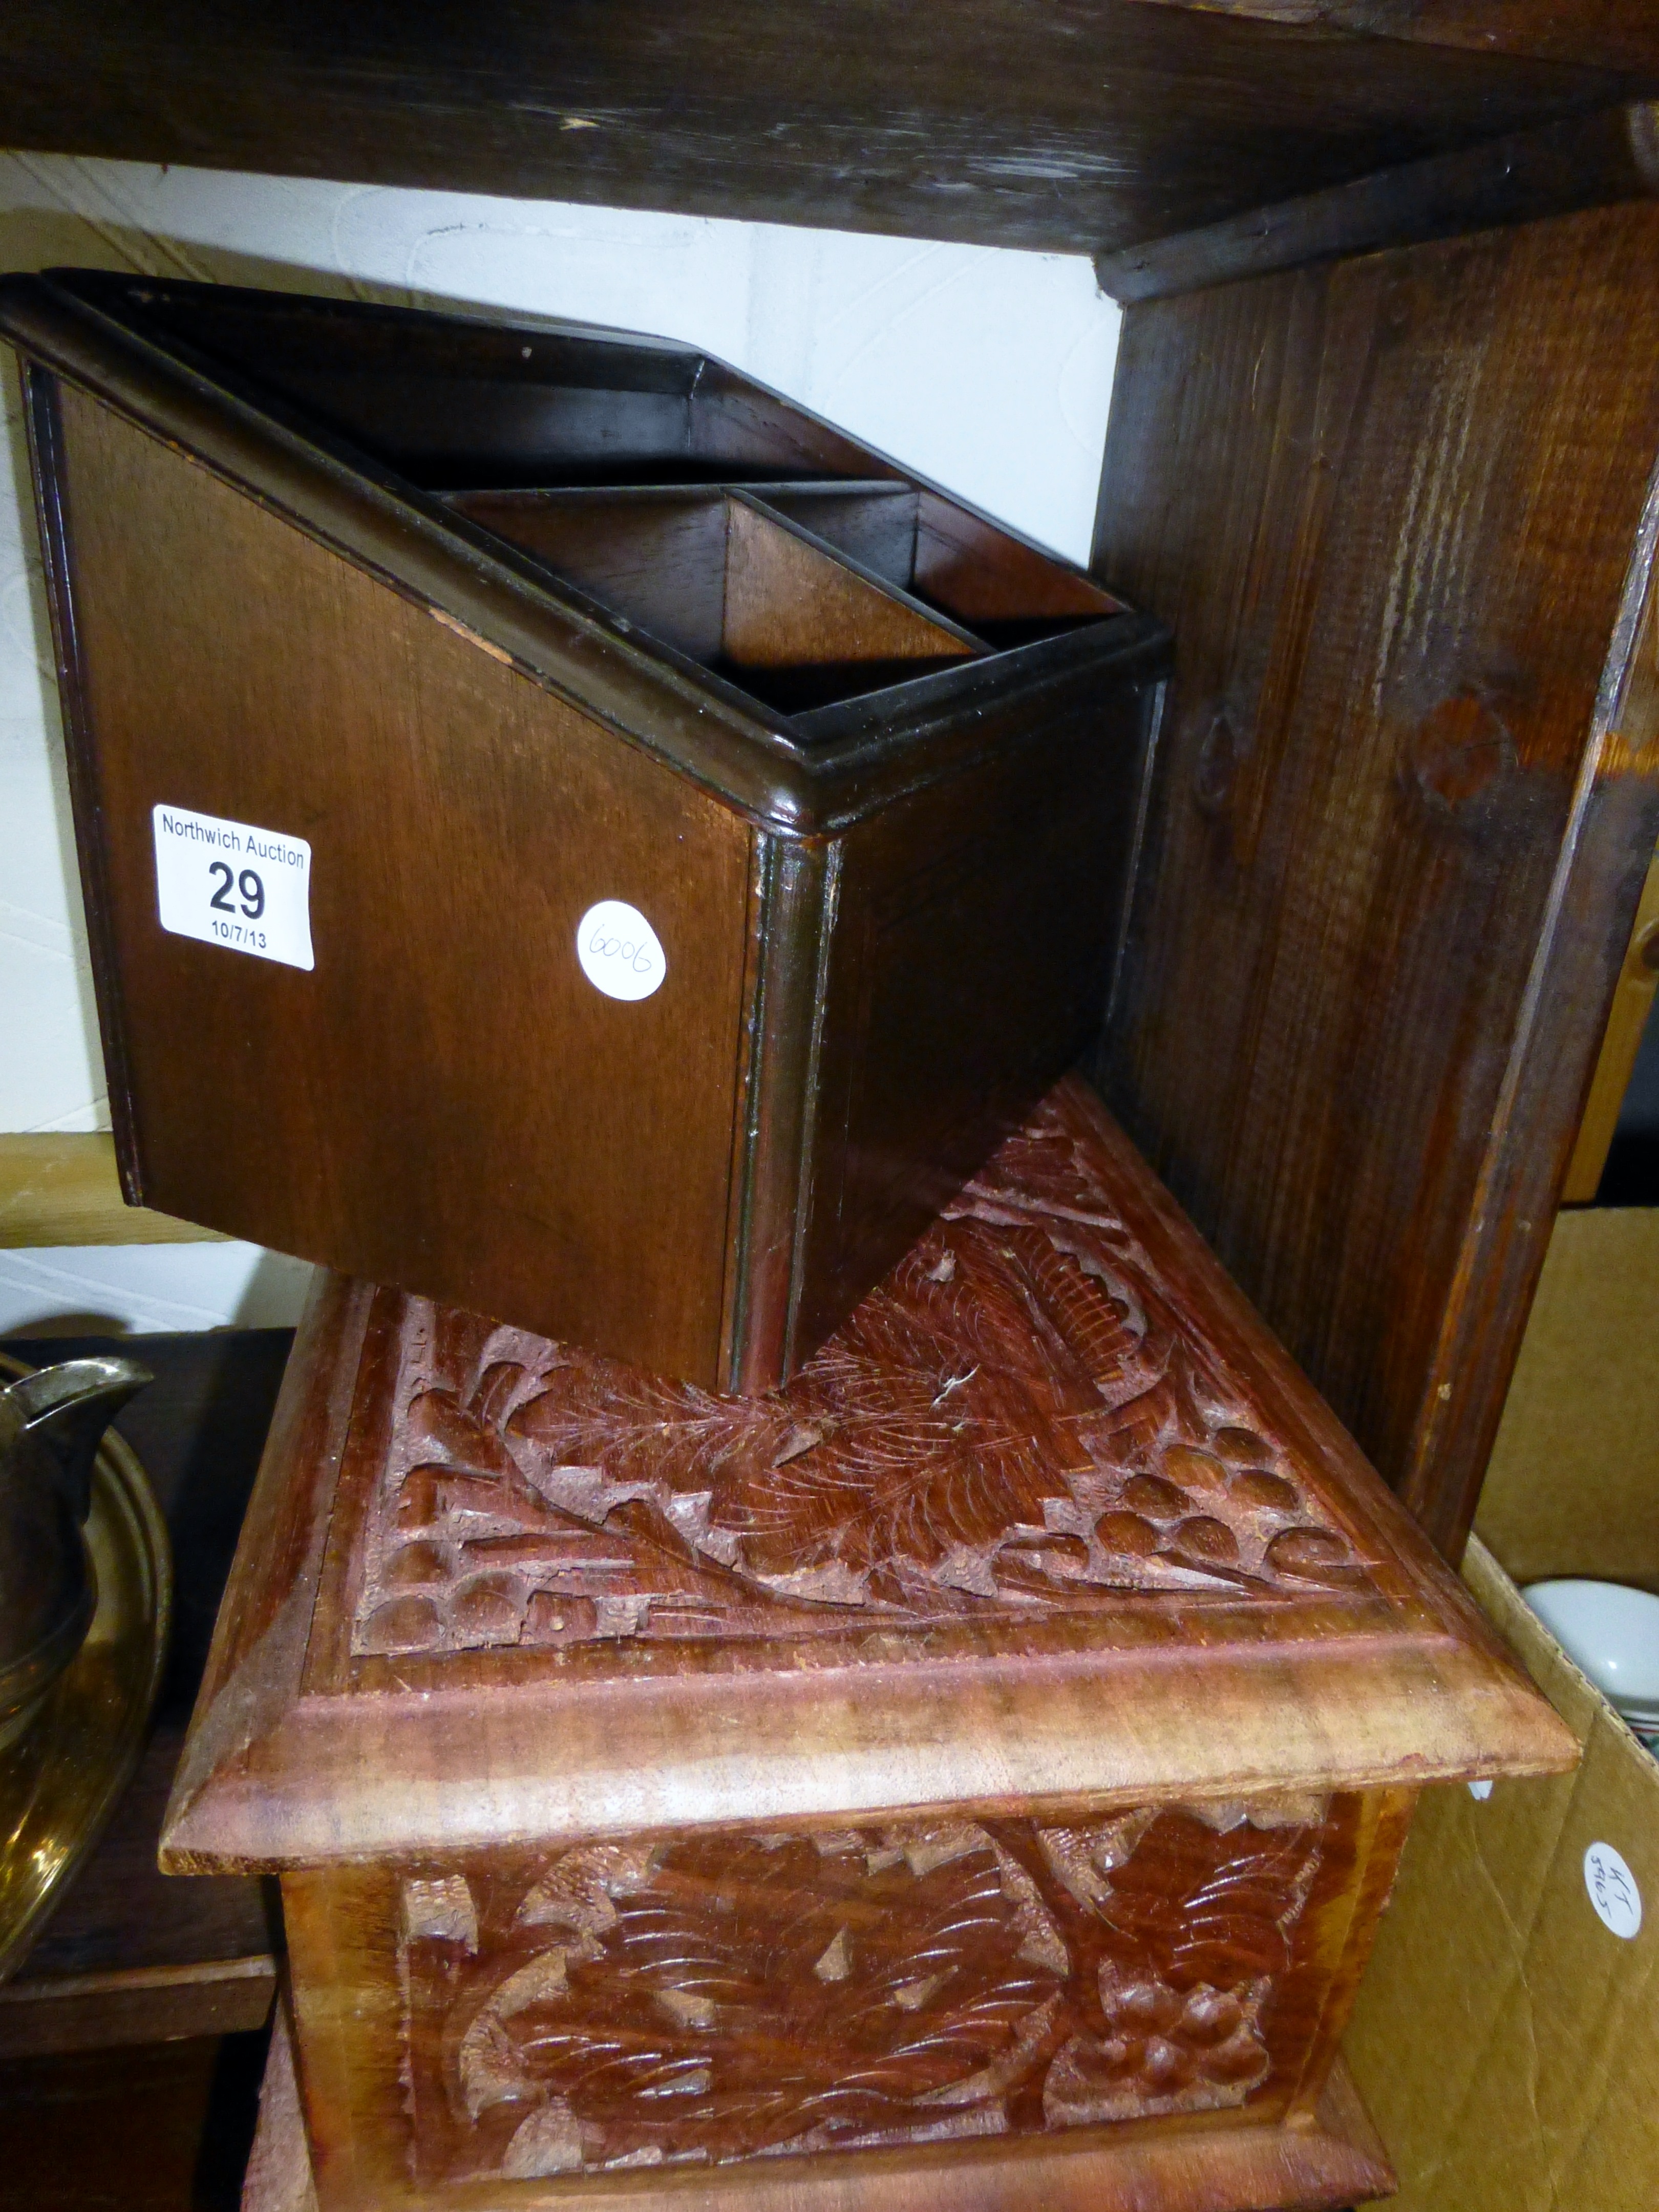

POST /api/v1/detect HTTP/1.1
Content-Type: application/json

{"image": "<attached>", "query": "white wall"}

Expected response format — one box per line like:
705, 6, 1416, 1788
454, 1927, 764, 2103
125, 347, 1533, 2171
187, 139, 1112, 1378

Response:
0, 153, 1119, 1332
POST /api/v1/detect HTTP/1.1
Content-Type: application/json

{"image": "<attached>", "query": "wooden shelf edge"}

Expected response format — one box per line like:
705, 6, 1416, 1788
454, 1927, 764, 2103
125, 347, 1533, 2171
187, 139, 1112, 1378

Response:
1097, 102, 1659, 303
0, 1952, 277, 2056
0, 1133, 226, 1248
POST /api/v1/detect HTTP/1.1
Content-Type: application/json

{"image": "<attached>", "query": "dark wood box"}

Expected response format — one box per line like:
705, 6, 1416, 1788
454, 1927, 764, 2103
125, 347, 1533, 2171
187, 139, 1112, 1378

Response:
0, 271, 1166, 1391
160, 1077, 1572, 2212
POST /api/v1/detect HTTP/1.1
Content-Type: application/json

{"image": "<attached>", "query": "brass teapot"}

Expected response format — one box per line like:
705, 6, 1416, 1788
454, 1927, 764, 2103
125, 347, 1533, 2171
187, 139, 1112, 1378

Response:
0, 1357, 152, 1750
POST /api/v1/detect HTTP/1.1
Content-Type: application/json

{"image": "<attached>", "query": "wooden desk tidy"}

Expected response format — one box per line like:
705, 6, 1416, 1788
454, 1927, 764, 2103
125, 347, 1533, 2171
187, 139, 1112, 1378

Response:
159, 1077, 1571, 2212
0, 271, 1165, 1393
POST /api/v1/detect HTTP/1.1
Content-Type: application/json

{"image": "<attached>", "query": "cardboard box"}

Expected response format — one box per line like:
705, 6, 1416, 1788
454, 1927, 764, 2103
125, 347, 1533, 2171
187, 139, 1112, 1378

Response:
1344, 1206, 1659, 2209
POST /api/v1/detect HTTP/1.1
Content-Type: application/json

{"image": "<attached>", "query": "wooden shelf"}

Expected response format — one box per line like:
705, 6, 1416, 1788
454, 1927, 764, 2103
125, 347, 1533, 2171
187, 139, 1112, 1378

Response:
0, 0, 1653, 256
0, 1135, 224, 1248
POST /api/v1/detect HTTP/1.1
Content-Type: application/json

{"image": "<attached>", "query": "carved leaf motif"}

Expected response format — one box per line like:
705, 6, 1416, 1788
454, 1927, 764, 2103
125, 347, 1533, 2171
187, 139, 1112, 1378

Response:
354, 1090, 1374, 1657
403, 1801, 1333, 2181
430, 1827, 1066, 2174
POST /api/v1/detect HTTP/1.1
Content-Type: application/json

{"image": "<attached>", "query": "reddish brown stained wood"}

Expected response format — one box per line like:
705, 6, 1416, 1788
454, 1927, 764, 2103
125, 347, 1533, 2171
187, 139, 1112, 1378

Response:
348, 1086, 1374, 1664
399, 1803, 1347, 2177
274, 1789, 1400, 2208
160, 1077, 1572, 1875
250, 1995, 1391, 2212
1092, 201, 1659, 1558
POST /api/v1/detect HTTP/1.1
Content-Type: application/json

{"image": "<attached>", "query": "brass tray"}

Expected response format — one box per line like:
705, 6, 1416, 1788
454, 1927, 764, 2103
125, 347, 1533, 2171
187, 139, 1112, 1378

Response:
0, 1349, 171, 1984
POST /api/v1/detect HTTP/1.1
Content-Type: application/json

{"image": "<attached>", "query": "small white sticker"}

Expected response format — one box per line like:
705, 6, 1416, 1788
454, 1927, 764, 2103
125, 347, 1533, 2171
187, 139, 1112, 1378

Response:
1584, 1842, 1643, 1939
1468, 1779, 1494, 1801
153, 804, 313, 971
576, 899, 665, 1002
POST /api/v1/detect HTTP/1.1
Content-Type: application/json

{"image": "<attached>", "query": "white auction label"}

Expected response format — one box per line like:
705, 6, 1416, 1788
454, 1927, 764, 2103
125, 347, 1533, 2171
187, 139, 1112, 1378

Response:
1584, 1842, 1643, 1939
576, 899, 665, 1001
152, 804, 313, 971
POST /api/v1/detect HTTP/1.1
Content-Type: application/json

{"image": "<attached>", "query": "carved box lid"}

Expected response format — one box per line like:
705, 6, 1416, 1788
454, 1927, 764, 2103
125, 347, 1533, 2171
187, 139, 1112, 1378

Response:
161, 1078, 1572, 1870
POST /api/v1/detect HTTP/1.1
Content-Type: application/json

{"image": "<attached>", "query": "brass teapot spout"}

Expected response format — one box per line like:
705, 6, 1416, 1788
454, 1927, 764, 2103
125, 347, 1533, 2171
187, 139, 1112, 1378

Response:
0, 1358, 152, 1750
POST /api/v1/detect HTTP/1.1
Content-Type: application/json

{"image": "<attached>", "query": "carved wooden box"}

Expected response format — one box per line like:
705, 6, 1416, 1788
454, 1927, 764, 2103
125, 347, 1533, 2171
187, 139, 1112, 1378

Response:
161, 1078, 1571, 2212
0, 270, 1166, 1391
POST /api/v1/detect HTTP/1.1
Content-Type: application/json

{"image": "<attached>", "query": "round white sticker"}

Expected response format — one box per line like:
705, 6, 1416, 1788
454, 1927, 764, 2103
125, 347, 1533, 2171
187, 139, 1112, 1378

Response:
576, 900, 666, 1002
1584, 1842, 1643, 1939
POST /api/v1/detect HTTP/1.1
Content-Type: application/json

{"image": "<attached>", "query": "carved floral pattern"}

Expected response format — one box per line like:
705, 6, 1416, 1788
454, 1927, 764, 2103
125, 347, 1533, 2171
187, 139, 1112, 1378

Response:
354, 1094, 1371, 1657
400, 1799, 1331, 2179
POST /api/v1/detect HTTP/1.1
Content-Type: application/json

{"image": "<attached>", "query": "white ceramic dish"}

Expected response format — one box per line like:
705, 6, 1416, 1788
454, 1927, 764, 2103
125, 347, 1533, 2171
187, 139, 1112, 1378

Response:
1523, 1579, 1659, 1719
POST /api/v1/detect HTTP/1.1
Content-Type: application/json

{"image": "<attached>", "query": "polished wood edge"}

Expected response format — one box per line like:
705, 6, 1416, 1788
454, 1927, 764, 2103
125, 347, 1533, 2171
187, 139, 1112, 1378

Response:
20, 362, 147, 1191
1284, 1787, 1415, 2120
720, 835, 838, 1393
717, 831, 772, 1388
0, 1953, 277, 2058
0, 276, 1161, 836
155, 1634, 1577, 1875
0, 1132, 228, 1247
242, 1998, 317, 2212
1097, 101, 1659, 302
248, 1987, 1391, 2212
1563, 837, 1659, 1200
161, 1274, 375, 1851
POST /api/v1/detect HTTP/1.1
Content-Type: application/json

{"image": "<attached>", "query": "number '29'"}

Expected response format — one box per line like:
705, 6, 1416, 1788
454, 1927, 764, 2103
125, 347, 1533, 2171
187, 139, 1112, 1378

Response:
208, 862, 265, 919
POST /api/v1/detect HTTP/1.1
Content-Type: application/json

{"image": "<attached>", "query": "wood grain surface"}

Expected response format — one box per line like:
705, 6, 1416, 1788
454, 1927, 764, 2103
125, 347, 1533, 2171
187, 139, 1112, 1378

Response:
1097, 100, 1659, 303
0, 1, 1646, 253
0, 1133, 223, 1247
244, 1995, 1392, 2212
276, 1790, 1406, 2206
452, 490, 985, 715
348, 1089, 1376, 1664
54, 384, 756, 1386
1125, 0, 1659, 75
158, 1077, 1571, 1876
10, 273, 1163, 1391
1093, 202, 1659, 1557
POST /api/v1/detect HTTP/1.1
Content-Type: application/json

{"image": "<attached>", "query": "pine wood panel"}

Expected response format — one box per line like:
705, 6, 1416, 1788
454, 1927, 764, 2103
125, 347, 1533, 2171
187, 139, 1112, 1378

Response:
0, 1134, 222, 1247
1092, 202, 1659, 1556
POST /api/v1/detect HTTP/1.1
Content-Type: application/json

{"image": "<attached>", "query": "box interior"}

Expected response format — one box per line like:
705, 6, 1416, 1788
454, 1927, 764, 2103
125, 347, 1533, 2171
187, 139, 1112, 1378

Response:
446, 486, 986, 712
69, 272, 1125, 716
